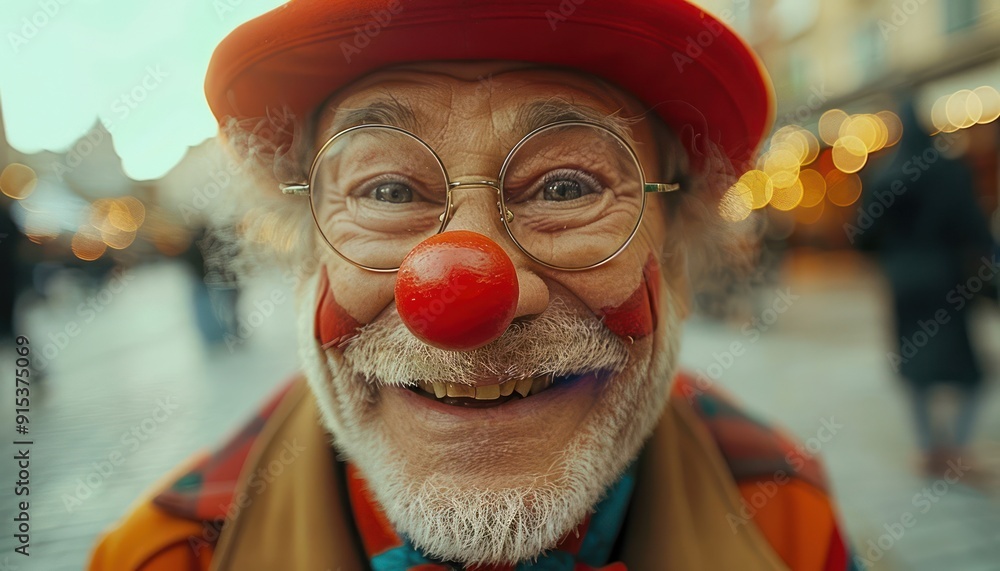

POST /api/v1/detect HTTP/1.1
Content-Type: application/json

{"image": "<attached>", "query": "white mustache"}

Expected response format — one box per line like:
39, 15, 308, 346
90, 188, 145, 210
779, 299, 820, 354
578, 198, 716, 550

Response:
341, 298, 630, 386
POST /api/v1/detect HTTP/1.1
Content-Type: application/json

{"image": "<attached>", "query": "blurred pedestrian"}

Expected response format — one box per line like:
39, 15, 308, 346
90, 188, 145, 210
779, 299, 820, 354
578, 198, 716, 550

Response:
180, 227, 239, 345
859, 99, 996, 476
0, 198, 21, 340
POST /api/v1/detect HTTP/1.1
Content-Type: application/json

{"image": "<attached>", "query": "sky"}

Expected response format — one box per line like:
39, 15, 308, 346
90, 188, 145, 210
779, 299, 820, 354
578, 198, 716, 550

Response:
0, 0, 285, 181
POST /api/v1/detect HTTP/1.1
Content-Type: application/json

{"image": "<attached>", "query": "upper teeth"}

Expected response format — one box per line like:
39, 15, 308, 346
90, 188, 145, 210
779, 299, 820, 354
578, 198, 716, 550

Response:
416, 374, 553, 401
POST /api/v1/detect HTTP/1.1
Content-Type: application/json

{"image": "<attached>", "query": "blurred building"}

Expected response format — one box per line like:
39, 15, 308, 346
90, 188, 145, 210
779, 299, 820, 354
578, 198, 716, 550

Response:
697, 0, 1000, 248
0, 105, 228, 267
699, 0, 999, 111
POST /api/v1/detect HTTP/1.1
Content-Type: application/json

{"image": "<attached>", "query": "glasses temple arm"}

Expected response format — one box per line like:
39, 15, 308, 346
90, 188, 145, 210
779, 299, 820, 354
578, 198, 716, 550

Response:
644, 182, 680, 193
281, 183, 311, 196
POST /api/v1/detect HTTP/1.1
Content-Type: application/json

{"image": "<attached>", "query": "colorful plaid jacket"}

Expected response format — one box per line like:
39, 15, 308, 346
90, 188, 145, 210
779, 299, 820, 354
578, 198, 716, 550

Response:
88, 372, 856, 570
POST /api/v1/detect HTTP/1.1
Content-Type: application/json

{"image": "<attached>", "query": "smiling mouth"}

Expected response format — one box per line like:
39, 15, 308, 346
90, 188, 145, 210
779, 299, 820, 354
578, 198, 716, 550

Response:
407, 373, 571, 408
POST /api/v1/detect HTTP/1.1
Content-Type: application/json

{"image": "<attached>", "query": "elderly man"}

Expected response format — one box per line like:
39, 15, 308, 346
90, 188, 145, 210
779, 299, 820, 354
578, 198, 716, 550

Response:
90, 0, 854, 569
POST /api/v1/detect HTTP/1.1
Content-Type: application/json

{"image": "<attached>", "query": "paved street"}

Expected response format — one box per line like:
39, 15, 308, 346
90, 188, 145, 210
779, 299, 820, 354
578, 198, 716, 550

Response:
0, 262, 301, 571
680, 252, 1000, 571
1, 251, 998, 570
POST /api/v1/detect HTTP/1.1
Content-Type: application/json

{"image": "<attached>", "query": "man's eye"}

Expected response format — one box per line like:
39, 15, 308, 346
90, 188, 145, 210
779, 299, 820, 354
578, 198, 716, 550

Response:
373, 183, 413, 203
543, 179, 583, 201
540, 170, 602, 202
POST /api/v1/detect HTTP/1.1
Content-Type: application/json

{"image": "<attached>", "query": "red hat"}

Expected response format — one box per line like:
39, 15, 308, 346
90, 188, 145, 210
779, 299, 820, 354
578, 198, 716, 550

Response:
206, 0, 774, 169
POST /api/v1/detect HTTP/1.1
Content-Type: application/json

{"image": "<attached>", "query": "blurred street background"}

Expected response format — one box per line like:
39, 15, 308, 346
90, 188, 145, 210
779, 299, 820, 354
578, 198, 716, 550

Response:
2, 0, 1000, 569
0, 252, 997, 570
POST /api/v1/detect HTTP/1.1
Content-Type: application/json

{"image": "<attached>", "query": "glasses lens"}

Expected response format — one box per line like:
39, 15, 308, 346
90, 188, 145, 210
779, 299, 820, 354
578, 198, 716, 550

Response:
310, 126, 449, 270
501, 123, 644, 269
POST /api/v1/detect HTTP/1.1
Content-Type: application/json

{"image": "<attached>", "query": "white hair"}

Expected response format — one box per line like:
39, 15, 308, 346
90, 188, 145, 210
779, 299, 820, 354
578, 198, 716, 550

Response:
298, 273, 685, 564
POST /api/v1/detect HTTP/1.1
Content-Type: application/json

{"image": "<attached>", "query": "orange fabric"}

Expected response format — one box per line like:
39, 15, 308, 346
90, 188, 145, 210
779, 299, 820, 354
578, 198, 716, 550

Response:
88, 376, 849, 570
737, 477, 839, 571
88, 488, 844, 571
88, 500, 213, 571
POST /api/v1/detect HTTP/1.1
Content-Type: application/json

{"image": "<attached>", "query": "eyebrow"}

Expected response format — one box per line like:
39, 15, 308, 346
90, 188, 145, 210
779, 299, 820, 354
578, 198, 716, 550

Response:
320, 96, 418, 140
513, 99, 639, 145
319, 97, 638, 147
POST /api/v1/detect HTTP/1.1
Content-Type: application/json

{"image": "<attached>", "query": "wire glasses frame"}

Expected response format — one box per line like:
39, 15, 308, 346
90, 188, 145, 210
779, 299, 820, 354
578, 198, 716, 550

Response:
280, 120, 681, 273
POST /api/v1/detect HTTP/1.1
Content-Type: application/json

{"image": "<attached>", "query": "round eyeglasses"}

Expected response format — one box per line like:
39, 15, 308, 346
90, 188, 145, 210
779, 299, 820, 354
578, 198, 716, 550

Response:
281, 120, 680, 272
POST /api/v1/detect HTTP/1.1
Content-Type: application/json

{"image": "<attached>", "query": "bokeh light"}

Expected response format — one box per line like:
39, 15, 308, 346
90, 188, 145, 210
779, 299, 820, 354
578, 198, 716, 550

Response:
800, 130, 821, 165
121, 196, 147, 227
931, 96, 952, 132
871, 115, 889, 151
71, 225, 107, 261
877, 111, 904, 147
932, 86, 1000, 132
819, 109, 849, 146
771, 125, 820, 166
840, 115, 879, 151
946, 90, 979, 128
104, 230, 137, 250
762, 149, 800, 188
825, 171, 863, 207
973, 86, 1000, 124
798, 169, 827, 208
794, 201, 826, 225
108, 201, 139, 232
83, 197, 146, 251
832, 136, 869, 173
0, 163, 38, 199
737, 170, 775, 210
770, 178, 804, 211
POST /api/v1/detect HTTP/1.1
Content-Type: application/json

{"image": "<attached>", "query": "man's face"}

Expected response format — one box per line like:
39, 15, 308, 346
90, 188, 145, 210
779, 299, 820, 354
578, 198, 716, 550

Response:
298, 61, 687, 564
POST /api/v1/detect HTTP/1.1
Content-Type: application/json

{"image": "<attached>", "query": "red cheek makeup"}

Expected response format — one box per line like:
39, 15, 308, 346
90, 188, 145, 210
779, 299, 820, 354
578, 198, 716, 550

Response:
315, 268, 363, 350
598, 253, 661, 341
316, 252, 662, 351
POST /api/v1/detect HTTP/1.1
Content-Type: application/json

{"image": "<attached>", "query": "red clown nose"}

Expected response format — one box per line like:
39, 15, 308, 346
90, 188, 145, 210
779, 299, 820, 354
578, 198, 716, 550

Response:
395, 231, 519, 351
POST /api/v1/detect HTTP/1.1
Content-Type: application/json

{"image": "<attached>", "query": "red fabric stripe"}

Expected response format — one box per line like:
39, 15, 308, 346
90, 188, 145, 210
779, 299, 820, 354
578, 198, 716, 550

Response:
346, 464, 404, 556
467, 563, 515, 571
822, 523, 850, 571
554, 514, 591, 555
575, 563, 627, 571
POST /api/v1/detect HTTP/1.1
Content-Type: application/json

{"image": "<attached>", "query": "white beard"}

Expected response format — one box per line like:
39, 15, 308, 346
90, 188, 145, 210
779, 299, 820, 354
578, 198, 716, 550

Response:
297, 271, 682, 565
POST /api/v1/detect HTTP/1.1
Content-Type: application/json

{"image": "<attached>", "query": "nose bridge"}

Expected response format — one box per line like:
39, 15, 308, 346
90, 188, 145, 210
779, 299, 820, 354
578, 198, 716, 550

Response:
449, 179, 500, 191
442, 180, 549, 322
441, 180, 506, 238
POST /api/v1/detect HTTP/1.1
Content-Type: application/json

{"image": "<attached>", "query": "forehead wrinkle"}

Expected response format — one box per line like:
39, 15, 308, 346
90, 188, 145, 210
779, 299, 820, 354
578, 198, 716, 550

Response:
511, 98, 638, 146
428, 83, 460, 146
429, 86, 511, 178
314, 68, 656, 169
318, 65, 642, 127
314, 67, 492, 143
318, 90, 420, 142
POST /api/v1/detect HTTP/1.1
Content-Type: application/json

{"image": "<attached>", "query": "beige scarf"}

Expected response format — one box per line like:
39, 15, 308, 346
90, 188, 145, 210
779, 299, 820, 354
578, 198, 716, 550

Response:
209, 380, 788, 571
